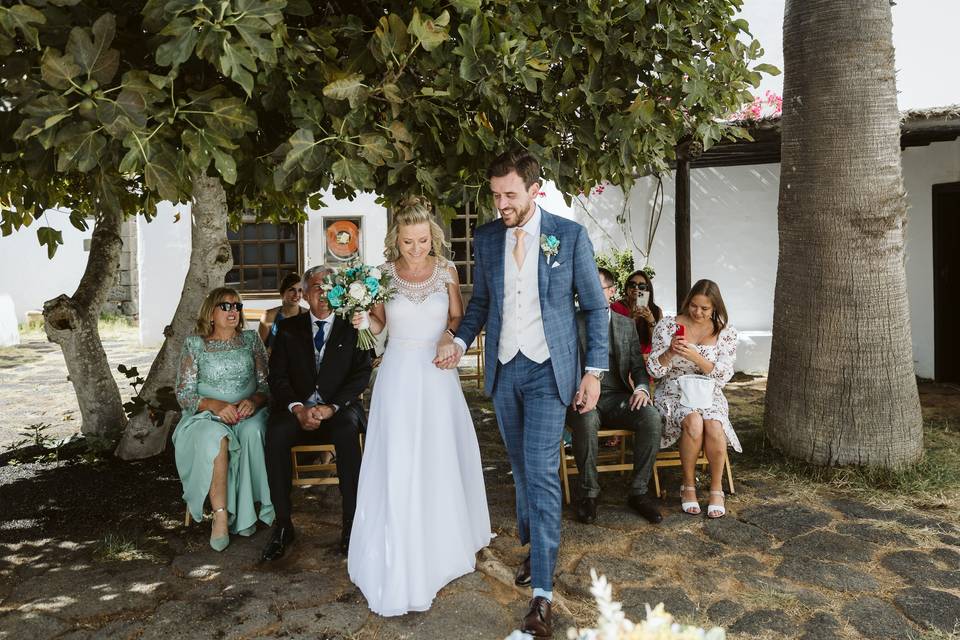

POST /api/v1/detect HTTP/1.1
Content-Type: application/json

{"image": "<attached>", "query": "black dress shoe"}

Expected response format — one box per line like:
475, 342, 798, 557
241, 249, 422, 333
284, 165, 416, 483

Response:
514, 554, 531, 587
576, 496, 598, 524
628, 495, 663, 524
260, 524, 295, 561
521, 596, 553, 639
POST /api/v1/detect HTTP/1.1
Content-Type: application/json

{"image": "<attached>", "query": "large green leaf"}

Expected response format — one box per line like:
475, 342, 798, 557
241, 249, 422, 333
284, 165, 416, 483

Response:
0, 4, 46, 49
40, 47, 81, 89
409, 8, 450, 52
322, 74, 366, 102
332, 156, 374, 190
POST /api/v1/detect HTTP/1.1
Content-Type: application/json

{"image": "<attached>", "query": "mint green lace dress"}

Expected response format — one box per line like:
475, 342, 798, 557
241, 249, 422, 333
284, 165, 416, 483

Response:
172, 330, 275, 534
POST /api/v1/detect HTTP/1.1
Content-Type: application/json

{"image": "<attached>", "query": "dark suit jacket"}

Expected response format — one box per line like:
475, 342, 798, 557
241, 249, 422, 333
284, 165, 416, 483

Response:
267, 312, 372, 418
576, 310, 650, 396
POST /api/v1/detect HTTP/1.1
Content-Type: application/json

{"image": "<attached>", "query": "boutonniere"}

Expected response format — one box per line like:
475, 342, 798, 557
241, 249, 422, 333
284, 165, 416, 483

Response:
540, 234, 560, 264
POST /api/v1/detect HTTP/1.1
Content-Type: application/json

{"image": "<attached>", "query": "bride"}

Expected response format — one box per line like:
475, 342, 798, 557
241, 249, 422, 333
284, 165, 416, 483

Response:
347, 197, 492, 616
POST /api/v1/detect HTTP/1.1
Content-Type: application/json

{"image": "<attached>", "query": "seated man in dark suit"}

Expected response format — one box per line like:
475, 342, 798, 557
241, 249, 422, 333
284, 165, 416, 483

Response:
262, 265, 372, 560
568, 268, 663, 524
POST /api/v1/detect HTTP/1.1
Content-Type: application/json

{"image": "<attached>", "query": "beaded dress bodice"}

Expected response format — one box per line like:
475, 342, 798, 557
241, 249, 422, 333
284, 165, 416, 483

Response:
382, 259, 453, 345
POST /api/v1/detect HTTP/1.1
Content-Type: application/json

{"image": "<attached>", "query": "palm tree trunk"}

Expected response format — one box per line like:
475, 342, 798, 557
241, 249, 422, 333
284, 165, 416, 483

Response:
764, 0, 923, 467
115, 175, 233, 460
43, 206, 126, 438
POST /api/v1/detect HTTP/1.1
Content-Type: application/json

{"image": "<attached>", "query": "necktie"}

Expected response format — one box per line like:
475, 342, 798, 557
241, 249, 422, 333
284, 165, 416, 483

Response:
513, 228, 526, 267
314, 320, 326, 355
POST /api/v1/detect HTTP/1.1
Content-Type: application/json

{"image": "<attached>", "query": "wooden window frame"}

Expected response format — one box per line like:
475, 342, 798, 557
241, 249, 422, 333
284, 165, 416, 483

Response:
226, 220, 304, 299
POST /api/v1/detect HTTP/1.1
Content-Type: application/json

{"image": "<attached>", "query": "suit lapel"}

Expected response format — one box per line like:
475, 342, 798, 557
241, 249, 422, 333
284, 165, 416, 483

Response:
538, 210, 556, 298
491, 221, 506, 314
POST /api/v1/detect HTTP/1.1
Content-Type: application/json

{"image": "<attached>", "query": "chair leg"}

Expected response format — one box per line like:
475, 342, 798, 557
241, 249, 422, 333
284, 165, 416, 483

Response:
725, 453, 735, 495
560, 442, 572, 505
652, 462, 662, 499
184, 508, 191, 527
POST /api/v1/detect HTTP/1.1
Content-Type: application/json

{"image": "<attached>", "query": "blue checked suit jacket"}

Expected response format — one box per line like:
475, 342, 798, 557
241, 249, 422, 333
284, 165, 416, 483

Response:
456, 209, 609, 406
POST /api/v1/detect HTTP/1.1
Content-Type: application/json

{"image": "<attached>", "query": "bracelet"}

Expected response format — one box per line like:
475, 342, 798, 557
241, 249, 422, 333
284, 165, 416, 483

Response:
445, 328, 456, 338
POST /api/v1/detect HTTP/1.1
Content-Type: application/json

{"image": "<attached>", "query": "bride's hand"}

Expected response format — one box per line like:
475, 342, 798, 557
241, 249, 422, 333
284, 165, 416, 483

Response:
351, 310, 370, 330
434, 342, 464, 369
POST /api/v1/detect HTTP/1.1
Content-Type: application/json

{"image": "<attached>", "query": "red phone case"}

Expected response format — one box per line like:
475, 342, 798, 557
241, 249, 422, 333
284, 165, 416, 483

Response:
675, 324, 685, 337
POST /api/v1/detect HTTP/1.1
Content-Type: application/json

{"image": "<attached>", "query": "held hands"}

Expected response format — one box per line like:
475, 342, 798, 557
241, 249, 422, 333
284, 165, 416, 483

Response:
215, 402, 241, 425
574, 374, 601, 414
236, 398, 256, 419
434, 341, 464, 369
434, 333, 459, 367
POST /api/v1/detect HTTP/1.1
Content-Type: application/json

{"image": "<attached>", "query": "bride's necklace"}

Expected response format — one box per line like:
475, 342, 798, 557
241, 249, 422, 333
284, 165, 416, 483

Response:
398, 258, 434, 283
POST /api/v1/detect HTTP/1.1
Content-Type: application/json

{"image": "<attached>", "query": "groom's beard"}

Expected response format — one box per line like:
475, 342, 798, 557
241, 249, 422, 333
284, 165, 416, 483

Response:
501, 200, 535, 228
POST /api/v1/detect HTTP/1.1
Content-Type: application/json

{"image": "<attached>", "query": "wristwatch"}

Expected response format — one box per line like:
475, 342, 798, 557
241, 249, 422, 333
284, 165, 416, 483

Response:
586, 370, 605, 381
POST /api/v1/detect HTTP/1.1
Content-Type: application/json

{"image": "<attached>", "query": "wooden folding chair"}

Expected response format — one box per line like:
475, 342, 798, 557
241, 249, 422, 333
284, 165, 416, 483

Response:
559, 428, 635, 504
651, 449, 735, 498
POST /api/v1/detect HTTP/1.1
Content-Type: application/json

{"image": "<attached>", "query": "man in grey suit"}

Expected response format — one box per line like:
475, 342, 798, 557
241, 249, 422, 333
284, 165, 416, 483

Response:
439, 150, 608, 638
568, 268, 663, 525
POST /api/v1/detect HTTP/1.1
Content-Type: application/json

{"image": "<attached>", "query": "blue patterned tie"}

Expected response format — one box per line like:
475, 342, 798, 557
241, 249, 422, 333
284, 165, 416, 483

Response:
314, 320, 326, 356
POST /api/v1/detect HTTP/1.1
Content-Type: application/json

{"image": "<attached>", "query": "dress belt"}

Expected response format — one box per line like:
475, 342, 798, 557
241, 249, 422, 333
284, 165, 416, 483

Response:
386, 337, 437, 350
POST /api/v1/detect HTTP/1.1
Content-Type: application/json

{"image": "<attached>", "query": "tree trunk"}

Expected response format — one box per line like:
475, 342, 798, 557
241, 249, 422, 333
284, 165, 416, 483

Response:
43, 206, 127, 439
764, 0, 923, 467
115, 175, 233, 460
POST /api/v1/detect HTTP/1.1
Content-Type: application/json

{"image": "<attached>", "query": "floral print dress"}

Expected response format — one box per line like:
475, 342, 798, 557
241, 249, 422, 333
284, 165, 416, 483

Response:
646, 316, 742, 452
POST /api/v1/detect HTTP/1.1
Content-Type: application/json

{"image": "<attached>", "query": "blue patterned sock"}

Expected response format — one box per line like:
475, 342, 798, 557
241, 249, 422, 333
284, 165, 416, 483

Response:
532, 588, 553, 602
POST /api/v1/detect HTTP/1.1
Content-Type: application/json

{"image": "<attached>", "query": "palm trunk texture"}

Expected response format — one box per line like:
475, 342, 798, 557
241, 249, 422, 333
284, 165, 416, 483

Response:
115, 175, 233, 460
43, 206, 127, 438
764, 0, 923, 468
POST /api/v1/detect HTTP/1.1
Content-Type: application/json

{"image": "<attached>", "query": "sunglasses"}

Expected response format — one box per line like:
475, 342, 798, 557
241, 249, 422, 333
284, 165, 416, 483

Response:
215, 302, 244, 312
625, 282, 649, 291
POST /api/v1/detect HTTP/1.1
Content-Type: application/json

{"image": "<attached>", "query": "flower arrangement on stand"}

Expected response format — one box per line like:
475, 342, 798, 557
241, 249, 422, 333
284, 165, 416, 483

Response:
322, 261, 393, 350
505, 570, 725, 640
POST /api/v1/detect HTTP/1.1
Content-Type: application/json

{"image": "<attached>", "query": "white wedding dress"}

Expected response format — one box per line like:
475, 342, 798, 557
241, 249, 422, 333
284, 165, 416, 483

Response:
347, 258, 492, 617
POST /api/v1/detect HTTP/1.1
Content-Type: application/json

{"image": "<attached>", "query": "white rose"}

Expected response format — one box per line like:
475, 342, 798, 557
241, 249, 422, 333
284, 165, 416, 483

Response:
348, 282, 367, 300
367, 267, 381, 280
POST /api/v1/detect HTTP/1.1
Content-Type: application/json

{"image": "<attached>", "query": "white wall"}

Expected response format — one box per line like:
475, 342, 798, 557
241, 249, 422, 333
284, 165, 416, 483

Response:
0, 210, 92, 323
303, 189, 388, 269
902, 140, 960, 379
138, 202, 192, 347
576, 165, 780, 331
571, 139, 960, 377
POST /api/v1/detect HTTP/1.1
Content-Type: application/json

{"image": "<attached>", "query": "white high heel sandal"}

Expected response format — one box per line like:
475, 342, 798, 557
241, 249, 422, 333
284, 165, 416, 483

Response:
707, 491, 726, 519
680, 485, 701, 515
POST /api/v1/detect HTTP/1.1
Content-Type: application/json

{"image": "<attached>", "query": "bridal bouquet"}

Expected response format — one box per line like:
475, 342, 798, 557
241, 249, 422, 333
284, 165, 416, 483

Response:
322, 261, 393, 350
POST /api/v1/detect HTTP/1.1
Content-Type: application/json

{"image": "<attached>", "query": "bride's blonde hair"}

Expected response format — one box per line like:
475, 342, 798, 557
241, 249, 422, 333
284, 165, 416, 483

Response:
383, 196, 451, 262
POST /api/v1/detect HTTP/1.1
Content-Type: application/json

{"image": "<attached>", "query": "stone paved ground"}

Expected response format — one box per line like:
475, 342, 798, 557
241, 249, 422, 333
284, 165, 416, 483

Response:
1, 327, 958, 639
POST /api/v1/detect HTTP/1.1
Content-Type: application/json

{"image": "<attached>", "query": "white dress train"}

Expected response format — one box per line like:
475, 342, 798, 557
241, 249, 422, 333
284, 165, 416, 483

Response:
347, 259, 492, 617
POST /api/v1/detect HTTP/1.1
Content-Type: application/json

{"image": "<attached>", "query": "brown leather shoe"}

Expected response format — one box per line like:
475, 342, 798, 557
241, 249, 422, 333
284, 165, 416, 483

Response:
514, 554, 531, 587
521, 596, 553, 638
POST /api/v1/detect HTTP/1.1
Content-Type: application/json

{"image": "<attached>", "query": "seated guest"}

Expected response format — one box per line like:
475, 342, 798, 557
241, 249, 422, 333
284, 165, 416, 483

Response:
647, 279, 740, 518
567, 268, 663, 525
258, 273, 306, 351
610, 269, 662, 355
172, 287, 275, 551
261, 265, 372, 561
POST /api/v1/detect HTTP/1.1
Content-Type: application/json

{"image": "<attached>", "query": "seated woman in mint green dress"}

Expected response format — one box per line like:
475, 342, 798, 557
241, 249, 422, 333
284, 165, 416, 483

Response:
173, 287, 275, 551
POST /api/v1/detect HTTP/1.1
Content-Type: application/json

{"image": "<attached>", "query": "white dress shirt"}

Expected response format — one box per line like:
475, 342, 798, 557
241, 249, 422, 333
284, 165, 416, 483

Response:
287, 311, 335, 413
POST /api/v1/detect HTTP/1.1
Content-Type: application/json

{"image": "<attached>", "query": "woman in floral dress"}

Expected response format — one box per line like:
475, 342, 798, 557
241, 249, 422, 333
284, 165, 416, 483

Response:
647, 279, 739, 518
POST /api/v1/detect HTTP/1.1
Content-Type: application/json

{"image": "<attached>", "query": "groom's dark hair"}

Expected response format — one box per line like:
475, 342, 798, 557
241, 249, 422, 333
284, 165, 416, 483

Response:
487, 149, 541, 189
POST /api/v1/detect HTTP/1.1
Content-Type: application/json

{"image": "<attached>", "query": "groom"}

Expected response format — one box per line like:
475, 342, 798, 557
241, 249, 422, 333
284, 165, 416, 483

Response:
442, 150, 609, 638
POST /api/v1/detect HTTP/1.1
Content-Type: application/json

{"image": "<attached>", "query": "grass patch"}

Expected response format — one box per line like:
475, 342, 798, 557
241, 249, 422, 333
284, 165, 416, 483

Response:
93, 533, 154, 562
735, 418, 960, 519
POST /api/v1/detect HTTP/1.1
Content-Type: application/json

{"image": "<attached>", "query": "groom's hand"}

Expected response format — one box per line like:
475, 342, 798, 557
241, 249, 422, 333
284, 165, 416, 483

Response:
434, 343, 464, 369
574, 374, 601, 414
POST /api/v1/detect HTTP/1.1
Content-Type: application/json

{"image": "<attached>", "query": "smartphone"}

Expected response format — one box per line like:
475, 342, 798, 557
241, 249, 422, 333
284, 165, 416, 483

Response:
675, 324, 685, 337
636, 291, 650, 308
